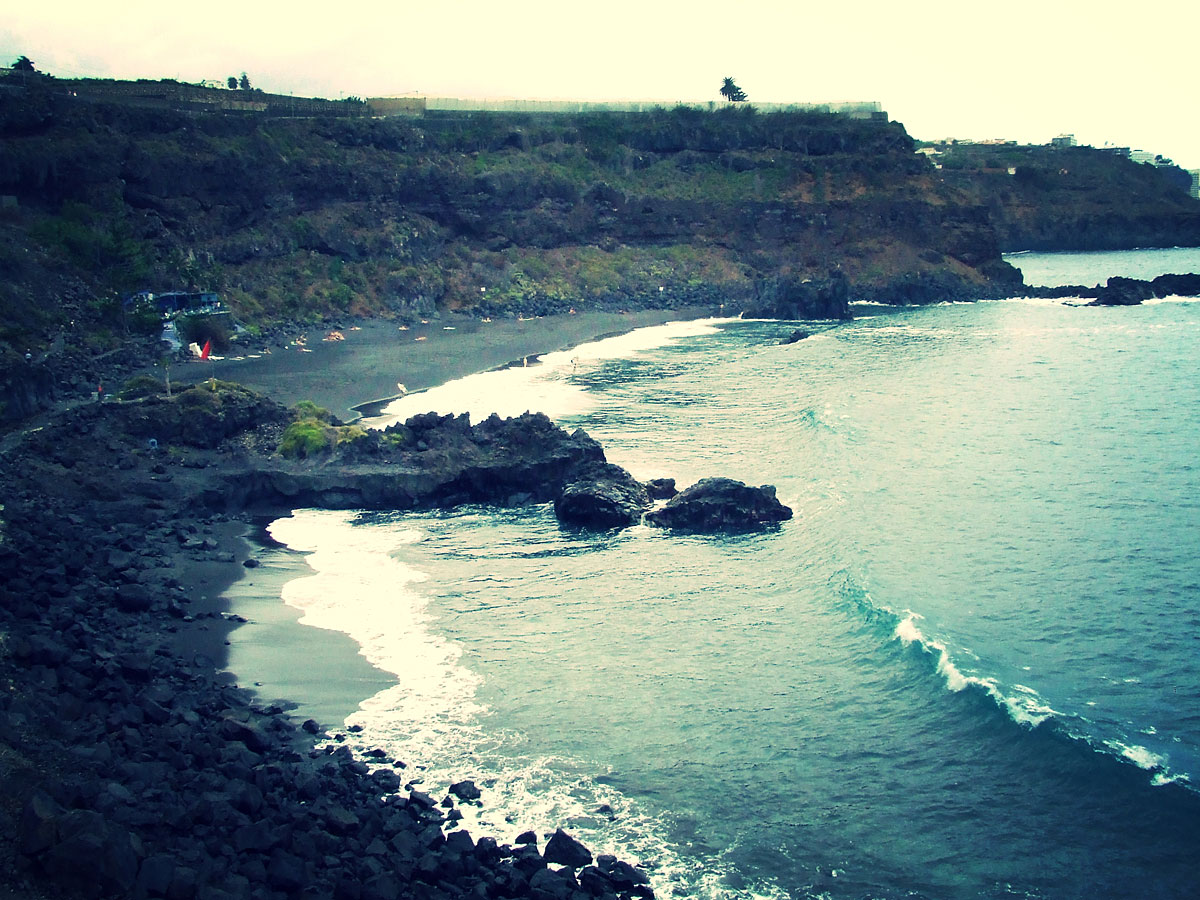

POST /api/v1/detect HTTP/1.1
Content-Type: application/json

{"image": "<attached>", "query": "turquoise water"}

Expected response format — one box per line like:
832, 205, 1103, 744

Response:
1005, 246, 1200, 287
239, 249, 1200, 899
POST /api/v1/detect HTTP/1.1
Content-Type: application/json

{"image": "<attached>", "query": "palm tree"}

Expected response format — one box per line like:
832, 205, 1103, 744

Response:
720, 77, 747, 103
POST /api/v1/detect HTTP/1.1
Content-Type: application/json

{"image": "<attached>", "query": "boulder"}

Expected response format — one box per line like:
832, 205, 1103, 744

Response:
597, 854, 653, 890
743, 272, 851, 320
644, 477, 678, 500
449, 780, 481, 802
543, 828, 593, 869
1093, 276, 1151, 306
554, 462, 650, 529
780, 328, 811, 344
114, 583, 153, 613
645, 477, 792, 531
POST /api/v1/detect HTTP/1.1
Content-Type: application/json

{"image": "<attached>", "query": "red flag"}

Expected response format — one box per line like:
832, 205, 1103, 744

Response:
200, 340, 211, 360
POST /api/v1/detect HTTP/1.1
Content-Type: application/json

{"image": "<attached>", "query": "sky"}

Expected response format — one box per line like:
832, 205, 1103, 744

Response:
4, 1, 1199, 170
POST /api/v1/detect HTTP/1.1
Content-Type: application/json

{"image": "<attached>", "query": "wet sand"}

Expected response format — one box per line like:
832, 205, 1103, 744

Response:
206, 308, 714, 422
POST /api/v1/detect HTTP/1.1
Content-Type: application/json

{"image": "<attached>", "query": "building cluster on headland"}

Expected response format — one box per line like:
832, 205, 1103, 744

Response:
919, 134, 1198, 195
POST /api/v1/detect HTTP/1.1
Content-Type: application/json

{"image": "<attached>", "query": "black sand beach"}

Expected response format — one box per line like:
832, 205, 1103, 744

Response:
0, 308, 685, 900
209, 308, 715, 422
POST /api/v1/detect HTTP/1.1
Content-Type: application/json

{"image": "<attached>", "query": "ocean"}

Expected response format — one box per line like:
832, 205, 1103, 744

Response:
228, 247, 1200, 900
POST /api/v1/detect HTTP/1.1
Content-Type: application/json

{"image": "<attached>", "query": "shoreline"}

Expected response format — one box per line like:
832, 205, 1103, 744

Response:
0, 308, 689, 899
208, 306, 718, 422
211, 306, 720, 733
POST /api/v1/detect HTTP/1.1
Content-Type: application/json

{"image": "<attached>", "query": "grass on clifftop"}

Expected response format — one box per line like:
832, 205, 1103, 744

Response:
278, 401, 366, 459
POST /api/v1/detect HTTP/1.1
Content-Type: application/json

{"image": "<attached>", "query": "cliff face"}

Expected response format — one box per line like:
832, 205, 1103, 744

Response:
931, 143, 1200, 251
1, 77, 1197, 355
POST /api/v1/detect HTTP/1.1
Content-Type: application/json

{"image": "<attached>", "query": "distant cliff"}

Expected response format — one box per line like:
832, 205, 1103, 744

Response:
2, 74, 1198, 356
929, 141, 1200, 251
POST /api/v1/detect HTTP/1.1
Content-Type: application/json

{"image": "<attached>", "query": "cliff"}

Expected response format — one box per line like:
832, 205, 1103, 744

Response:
2, 73, 1198, 368
930, 141, 1200, 251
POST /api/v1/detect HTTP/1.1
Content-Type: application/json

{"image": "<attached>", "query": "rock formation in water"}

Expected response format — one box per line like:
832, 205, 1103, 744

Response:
1090, 273, 1200, 306
554, 461, 652, 529
645, 477, 793, 531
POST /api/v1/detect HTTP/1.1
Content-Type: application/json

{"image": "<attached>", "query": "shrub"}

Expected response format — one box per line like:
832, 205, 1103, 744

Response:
335, 425, 367, 445
177, 385, 220, 410
279, 419, 334, 459
120, 374, 167, 400
292, 400, 334, 423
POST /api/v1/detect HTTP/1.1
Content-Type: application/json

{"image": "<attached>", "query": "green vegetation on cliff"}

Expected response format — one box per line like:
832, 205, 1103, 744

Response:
2, 72, 1197, 357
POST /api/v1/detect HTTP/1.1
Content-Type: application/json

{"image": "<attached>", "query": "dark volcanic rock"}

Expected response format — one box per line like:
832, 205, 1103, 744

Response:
449, 779, 482, 802
1094, 276, 1152, 306
543, 828, 593, 869
1151, 273, 1200, 297
0, 358, 57, 422
744, 271, 852, 320
860, 267, 1021, 305
1092, 272, 1200, 306
644, 477, 678, 500
217, 411, 607, 512
645, 477, 793, 531
554, 461, 651, 529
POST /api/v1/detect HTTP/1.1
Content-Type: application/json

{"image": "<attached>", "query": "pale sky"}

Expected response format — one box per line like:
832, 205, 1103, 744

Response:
4, 1, 1199, 170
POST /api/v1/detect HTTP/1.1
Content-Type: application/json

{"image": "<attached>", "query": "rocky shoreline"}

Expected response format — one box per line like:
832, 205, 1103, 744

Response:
0, 363, 791, 899
4, 268, 1197, 898
0, 492, 652, 900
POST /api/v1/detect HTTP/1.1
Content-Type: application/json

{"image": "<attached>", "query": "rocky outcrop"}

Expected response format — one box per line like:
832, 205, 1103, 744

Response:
0, 495, 654, 900
645, 477, 793, 531
8, 384, 797, 542
0, 392, 667, 900
644, 478, 678, 500
214, 411, 607, 513
113, 381, 293, 449
554, 461, 652, 529
8, 385, 797, 538
0, 358, 56, 422
1091, 273, 1200, 306
855, 265, 1023, 305
744, 272, 852, 320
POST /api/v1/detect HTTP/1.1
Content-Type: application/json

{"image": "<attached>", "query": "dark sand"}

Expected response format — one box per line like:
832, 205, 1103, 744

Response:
207, 307, 716, 421
205, 307, 715, 729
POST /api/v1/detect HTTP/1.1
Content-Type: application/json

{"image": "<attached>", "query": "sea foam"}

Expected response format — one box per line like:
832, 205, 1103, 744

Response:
366, 317, 732, 427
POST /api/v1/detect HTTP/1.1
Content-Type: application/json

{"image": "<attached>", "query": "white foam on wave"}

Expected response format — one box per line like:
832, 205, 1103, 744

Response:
983, 295, 1087, 307
266, 512, 488, 728
1142, 295, 1200, 305
895, 613, 972, 692
893, 613, 1057, 726
366, 317, 733, 427
891, 608, 1196, 787
269, 507, 779, 900
1106, 740, 1167, 772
